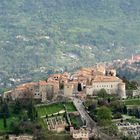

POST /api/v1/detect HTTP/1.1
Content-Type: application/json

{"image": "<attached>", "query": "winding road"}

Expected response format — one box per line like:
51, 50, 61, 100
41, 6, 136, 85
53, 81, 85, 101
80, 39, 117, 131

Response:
72, 97, 115, 140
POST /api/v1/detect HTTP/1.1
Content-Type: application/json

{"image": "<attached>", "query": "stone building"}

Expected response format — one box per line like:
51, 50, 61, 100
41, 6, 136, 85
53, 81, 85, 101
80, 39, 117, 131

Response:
70, 127, 89, 140
3, 81, 59, 102
64, 83, 74, 97
47, 72, 70, 84
86, 75, 126, 99
9, 135, 33, 140
62, 65, 126, 99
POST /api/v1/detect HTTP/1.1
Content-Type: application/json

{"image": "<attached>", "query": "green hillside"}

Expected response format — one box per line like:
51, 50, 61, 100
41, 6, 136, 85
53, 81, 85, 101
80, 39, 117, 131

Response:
1, 0, 140, 75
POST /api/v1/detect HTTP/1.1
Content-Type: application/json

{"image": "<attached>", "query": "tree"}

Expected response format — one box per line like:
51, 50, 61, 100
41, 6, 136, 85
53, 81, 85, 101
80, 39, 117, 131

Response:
27, 100, 36, 121
10, 122, 20, 135
124, 79, 138, 90
59, 82, 64, 90
98, 89, 108, 98
1, 102, 10, 118
3, 114, 7, 128
113, 113, 122, 119
5, 135, 9, 140
77, 83, 82, 91
13, 100, 22, 114
107, 124, 118, 136
97, 106, 112, 127
110, 100, 125, 114
128, 81, 138, 90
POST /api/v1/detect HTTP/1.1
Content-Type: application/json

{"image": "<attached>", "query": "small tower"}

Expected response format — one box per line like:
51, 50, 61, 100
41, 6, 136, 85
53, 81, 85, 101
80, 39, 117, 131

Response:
132, 54, 134, 61
118, 83, 126, 99
64, 83, 74, 97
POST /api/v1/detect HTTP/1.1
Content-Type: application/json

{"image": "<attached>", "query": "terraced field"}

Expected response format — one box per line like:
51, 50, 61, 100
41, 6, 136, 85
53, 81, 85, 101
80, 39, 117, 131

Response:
36, 102, 76, 117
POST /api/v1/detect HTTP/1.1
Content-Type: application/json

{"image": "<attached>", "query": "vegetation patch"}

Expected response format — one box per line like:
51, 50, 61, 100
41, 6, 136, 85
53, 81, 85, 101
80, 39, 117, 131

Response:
69, 114, 83, 128
36, 103, 64, 117
125, 99, 140, 106
65, 102, 77, 112
36, 102, 76, 117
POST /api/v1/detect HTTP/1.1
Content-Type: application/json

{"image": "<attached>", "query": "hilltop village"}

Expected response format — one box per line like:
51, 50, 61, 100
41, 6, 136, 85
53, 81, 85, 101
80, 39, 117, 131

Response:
1, 65, 140, 140
3, 65, 126, 101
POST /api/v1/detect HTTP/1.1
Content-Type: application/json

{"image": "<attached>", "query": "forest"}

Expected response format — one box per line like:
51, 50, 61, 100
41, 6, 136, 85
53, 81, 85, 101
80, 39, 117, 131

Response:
0, 0, 140, 84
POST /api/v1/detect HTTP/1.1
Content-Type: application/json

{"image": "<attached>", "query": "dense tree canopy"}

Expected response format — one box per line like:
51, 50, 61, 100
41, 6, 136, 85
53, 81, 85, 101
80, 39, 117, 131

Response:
1, 0, 140, 81
97, 106, 112, 127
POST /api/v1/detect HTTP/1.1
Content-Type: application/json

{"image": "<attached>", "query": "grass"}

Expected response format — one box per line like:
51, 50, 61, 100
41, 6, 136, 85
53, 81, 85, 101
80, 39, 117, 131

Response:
36, 103, 64, 117
36, 102, 76, 117
37, 118, 48, 130
124, 98, 140, 106
65, 102, 76, 112
0, 103, 28, 132
0, 116, 20, 132
0, 108, 27, 132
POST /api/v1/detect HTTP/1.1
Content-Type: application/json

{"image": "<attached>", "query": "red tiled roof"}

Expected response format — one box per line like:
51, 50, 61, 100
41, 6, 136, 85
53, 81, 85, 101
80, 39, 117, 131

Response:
92, 76, 122, 83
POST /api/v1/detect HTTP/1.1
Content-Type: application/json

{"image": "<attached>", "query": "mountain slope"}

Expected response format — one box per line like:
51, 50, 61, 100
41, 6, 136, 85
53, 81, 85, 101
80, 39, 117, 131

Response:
0, 0, 140, 75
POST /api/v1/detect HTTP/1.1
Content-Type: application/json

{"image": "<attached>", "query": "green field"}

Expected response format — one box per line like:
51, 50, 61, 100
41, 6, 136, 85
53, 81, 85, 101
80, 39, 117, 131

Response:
124, 99, 140, 106
36, 102, 76, 117
36, 103, 64, 117
65, 102, 77, 112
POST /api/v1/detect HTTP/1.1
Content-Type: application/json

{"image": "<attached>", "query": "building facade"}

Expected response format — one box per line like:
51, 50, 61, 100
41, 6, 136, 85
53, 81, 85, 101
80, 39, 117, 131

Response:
86, 76, 126, 99
3, 81, 59, 102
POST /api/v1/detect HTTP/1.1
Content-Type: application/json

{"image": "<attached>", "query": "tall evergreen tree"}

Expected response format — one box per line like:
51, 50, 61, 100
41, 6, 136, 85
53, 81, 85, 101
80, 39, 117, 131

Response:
27, 100, 36, 121
1, 102, 10, 118
3, 114, 7, 128
77, 83, 82, 91
13, 100, 21, 114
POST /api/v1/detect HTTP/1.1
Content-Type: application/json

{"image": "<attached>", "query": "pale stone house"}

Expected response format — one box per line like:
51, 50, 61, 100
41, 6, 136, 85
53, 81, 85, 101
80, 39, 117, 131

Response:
3, 81, 59, 102
9, 135, 33, 140
70, 127, 89, 140
86, 75, 126, 99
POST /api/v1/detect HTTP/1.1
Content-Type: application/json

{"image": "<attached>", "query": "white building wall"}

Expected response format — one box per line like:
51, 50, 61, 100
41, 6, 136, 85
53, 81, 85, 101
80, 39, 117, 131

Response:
64, 84, 74, 97
86, 86, 93, 95
92, 81, 120, 94
118, 83, 126, 99
73, 131, 89, 139
86, 81, 123, 96
86, 81, 126, 98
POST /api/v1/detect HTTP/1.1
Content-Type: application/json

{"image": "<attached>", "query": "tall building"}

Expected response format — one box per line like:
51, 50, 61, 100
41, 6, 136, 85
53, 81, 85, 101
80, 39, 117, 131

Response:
64, 83, 74, 97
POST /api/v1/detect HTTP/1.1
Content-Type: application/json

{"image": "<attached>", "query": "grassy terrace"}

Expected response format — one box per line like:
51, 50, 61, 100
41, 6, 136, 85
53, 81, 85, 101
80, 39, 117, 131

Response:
36, 102, 76, 117
124, 98, 140, 106
65, 102, 77, 112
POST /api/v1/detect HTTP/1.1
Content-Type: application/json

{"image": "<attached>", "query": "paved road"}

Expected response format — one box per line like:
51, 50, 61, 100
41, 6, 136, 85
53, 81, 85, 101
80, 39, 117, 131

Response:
72, 97, 96, 131
72, 97, 115, 140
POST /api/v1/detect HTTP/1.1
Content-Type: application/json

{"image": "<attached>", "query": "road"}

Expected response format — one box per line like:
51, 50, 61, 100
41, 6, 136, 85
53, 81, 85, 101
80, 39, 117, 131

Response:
72, 97, 96, 131
72, 97, 115, 140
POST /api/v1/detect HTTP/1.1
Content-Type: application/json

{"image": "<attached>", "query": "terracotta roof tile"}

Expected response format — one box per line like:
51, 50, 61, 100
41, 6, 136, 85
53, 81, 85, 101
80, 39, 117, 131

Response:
92, 76, 122, 83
